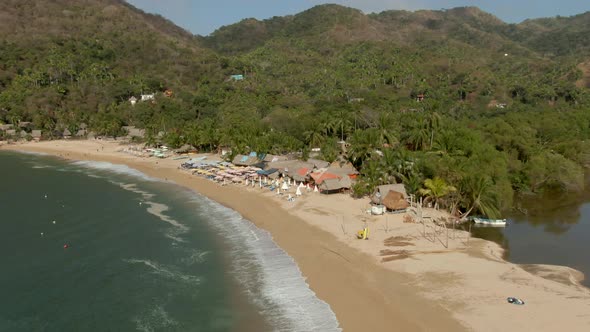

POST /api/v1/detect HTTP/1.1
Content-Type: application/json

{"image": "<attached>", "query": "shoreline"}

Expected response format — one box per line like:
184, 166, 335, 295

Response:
3, 140, 590, 332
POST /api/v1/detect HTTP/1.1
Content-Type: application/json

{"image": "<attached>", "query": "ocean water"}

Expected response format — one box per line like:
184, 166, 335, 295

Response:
0, 152, 341, 332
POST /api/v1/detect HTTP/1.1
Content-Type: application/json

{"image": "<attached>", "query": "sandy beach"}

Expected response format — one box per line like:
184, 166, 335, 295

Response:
3, 139, 590, 332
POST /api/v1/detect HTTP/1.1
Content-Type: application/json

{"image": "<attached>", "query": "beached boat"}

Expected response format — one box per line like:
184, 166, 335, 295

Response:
473, 217, 507, 227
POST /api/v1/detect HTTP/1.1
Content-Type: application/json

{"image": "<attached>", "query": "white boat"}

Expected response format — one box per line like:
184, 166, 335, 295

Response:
473, 217, 507, 227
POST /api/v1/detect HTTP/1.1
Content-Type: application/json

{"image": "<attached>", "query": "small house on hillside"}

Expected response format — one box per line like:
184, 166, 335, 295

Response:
129, 96, 138, 105
63, 129, 72, 139
122, 126, 145, 139
229, 74, 244, 81
75, 129, 87, 137
416, 94, 425, 102
32, 130, 42, 141
141, 94, 155, 102
0, 124, 13, 131
18, 122, 32, 130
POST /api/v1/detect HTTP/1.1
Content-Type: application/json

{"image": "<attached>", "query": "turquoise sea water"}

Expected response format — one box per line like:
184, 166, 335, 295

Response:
0, 152, 341, 332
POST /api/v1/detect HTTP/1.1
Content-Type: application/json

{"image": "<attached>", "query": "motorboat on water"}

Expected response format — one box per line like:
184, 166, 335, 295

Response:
472, 217, 507, 227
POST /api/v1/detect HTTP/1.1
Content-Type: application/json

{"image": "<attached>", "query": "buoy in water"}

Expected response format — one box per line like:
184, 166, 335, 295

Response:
41, 232, 44, 236
52, 221, 56, 224
63, 244, 69, 249
44, 194, 48, 199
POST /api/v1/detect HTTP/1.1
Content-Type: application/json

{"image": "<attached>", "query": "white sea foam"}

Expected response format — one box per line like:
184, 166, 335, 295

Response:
192, 195, 342, 332
133, 304, 178, 332
124, 259, 200, 285
14, 150, 50, 156
65, 158, 340, 330
181, 249, 210, 265
31, 165, 52, 169
111, 182, 155, 200
144, 202, 188, 231
71, 160, 157, 181
110, 181, 188, 242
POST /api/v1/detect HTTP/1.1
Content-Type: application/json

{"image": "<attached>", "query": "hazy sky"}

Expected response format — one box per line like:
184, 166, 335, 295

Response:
126, 0, 590, 36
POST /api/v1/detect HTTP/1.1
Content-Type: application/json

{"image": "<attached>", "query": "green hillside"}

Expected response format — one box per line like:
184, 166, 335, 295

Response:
2, 1, 590, 218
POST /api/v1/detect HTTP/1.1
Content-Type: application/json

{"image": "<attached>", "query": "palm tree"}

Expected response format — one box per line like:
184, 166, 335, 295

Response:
419, 177, 456, 210
375, 113, 398, 148
405, 118, 429, 151
347, 129, 380, 167
459, 175, 500, 219
304, 125, 324, 148
427, 111, 441, 149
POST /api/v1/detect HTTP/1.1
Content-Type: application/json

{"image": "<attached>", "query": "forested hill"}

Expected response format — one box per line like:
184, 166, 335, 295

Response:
0, 0, 223, 122
2, 1, 590, 218
203, 5, 526, 55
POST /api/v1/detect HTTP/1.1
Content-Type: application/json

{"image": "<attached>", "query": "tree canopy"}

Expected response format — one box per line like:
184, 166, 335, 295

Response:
1, 1, 590, 217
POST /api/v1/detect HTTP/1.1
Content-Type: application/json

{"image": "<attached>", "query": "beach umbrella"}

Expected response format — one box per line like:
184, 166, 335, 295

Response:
296, 186, 302, 196
287, 178, 291, 186
281, 181, 289, 190
313, 185, 319, 193
299, 182, 305, 189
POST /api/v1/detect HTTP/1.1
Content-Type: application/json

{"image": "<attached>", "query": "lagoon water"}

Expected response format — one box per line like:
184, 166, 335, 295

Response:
0, 152, 340, 331
472, 189, 590, 289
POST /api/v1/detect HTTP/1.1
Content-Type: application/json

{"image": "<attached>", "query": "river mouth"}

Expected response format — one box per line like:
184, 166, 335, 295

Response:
468, 185, 590, 289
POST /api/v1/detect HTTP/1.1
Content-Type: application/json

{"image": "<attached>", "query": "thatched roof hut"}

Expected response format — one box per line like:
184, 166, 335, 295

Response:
307, 158, 330, 169
328, 160, 359, 177
319, 176, 352, 193
377, 184, 407, 198
372, 184, 408, 205
382, 190, 410, 211
233, 154, 263, 167
175, 144, 196, 154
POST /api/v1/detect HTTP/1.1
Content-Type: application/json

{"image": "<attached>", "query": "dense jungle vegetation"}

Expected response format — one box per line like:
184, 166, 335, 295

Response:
2, 1, 590, 217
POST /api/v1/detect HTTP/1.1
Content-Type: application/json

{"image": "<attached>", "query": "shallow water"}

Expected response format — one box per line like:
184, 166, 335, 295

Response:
0, 152, 341, 331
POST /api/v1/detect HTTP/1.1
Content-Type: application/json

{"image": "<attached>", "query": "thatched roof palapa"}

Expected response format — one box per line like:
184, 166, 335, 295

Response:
382, 190, 410, 210
319, 176, 352, 192
377, 184, 407, 198
175, 144, 196, 154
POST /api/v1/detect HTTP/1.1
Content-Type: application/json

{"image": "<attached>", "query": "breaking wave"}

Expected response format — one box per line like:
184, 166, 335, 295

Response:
62, 159, 341, 331
71, 160, 156, 181
124, 259, 201, 285
193, 196, 342, 332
